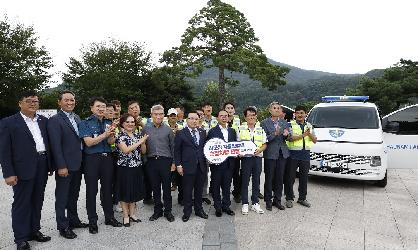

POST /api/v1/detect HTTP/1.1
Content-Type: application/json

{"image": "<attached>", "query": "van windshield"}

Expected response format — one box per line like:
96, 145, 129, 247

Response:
307, 106, 379, 129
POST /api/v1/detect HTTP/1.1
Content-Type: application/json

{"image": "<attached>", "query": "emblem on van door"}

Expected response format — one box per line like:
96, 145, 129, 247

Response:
329, 129, 345, 138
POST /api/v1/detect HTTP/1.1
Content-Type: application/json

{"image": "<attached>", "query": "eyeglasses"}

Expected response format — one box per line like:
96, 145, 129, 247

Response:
23, 100, 39, 104
125, 121, 136, 124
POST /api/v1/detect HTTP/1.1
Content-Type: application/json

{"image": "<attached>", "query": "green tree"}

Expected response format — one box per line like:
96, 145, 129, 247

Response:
0, 16, 53, 116
63, 39, 195, 117
196, 81, 234, 114
348, 59, 418, 115
162, 0, 289, 109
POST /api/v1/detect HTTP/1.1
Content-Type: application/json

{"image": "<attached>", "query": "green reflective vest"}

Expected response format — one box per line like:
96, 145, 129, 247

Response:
287, 120, 314, 150
238, 124, 265, 149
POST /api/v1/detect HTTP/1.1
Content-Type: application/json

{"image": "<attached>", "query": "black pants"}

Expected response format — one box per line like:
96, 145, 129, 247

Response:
241, 157, 262, 205
55, 169, 82, 230
147, 157, 172, 214
182, 168, 205, 216
84, 153, 114, 224
143, 158, 153, 200
176, 172, 183, 203
284, 159, 309, 201
231, 158, 241, 198
12, 154, 48, 243
264, 157, 287, 205
211, 164, 233, 211
112, 153, 119, 205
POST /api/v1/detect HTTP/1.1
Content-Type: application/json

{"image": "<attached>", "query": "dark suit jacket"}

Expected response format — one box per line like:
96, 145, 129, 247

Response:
0, 113, 51, 180
261, 117, 290, 159
206, 125, 237, 168
47, 111, 82, 171
174, 127, 206, 175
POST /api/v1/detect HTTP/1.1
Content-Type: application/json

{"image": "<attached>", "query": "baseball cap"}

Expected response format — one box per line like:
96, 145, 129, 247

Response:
167, 108, 178, 115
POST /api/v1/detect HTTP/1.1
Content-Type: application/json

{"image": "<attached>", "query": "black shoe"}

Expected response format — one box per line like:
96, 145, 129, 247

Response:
195, 211, 208, 219
258, 193, 264, 199
89, 224, 98, 234
59, 228, 77, 239
16, 241, 30, 250
143, 198, 154, 205
105, 218, 122, 227
233, 196, 241, 204
130, 217, 142, 223
266, 203, 272, 211
69, 221, 89, 229
215, 209, 222, 217
149, 212, 163, 221
182, 215, 190, 222
274, 203, 285, 210
164, 212, 175, 222
202, 198, 212, 205
222, 208, 235, 216
31, 231, 51, 242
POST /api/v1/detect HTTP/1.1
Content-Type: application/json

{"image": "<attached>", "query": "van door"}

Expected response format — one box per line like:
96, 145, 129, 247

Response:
382, 105, 418, 168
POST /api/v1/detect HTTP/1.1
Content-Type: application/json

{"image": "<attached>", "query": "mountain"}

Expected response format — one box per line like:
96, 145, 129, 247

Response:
188, 58, 384, 110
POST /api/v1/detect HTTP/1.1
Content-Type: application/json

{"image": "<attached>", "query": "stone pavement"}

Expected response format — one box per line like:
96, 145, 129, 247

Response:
1, 169, 418, 249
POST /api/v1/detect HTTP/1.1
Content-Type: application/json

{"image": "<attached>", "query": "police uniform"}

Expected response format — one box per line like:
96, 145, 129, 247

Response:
285, 120, 314, 203
79, 115, 115, 225
237, 124, 267, 206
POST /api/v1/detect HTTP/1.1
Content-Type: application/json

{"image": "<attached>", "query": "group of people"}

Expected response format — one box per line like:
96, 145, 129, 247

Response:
0, 90, 317, 250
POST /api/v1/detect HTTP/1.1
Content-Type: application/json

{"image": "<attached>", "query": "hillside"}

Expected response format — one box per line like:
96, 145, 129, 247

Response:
189, 59, 384, 110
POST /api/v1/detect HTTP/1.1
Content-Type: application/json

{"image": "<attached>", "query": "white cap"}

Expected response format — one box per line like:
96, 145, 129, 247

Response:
167, 108, 178, 115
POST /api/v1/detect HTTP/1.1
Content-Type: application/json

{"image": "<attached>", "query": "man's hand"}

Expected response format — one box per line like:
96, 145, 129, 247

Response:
5, 176, 18, 186
171, 163, 176, 172
254, 149, 262, 156
283, 129, 289, 137
58, 168, 69, 177
177, 166, 184, 176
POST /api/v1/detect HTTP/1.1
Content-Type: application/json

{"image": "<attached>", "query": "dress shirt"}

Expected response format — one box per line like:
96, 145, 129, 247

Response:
188, 127, 200, 145
62, 110, 79, 136
20, 112, 46, 152
219, 125, 229, 142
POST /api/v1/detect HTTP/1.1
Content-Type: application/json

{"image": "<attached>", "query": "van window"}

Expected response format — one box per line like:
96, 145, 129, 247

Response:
387, 106, 418, 135
307, 106, 379, 129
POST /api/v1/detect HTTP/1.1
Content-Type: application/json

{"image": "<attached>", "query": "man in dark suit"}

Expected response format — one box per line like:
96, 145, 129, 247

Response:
207, 110, 237, 217
47, 91, 88, 240
0, 91, 52, 250
174, 112, 209, 222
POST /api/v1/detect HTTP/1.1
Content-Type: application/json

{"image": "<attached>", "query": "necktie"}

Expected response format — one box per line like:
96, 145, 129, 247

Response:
69, 113, 79, 136
191, 129, 198, 146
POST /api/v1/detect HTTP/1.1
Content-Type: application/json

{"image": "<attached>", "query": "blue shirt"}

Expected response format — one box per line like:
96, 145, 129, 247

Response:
79, 115, 112, 154
289, 122, 311, 161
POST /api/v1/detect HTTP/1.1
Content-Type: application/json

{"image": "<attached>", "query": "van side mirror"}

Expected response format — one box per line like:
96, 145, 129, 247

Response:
382, 121, 399, 133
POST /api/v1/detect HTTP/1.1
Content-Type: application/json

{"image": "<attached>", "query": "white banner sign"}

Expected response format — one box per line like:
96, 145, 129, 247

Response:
36, 109, 57, 119
204, 138, 257, 164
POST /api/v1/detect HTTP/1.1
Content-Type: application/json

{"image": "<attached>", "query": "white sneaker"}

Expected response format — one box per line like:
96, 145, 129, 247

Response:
251, 203, 264, 214
242, 204, 249, 215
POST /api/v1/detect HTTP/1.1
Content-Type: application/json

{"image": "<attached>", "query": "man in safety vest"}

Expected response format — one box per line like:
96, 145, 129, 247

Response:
237, 107, 267, 215
202, 103, 218, 131
285, 105, 317, 208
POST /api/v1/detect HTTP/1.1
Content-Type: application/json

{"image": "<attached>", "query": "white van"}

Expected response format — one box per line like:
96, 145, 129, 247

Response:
306, 96, 388, 187
382, 104, 418, 169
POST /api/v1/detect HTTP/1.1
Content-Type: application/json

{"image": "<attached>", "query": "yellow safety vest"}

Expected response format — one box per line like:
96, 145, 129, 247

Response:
238, 124, 265, 149
202, 117, 218, 130
287, 120, 314, 150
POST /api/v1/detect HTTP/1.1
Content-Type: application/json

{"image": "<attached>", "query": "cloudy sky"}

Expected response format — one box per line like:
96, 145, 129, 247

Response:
2, 0, 418, 86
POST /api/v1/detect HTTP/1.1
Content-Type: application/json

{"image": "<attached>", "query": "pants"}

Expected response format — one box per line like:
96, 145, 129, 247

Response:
211, 164, 233, 211
175, 171, 183, 203
55, 169, 82, 230
264, 156, 287, 205
241, 157, 262, 205
12, 154, 48, 243
143, 158, 153, 200
84, 153, 114, 224
112, 153, 119, 205
231, 158, 241, 198
284, 159, 309, 201
182, 167, 205, 216
202, 162, 210, 198
147, 157, 172, 214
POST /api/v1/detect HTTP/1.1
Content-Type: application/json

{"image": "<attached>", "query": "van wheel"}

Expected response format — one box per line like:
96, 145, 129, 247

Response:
376, 171, 387, 187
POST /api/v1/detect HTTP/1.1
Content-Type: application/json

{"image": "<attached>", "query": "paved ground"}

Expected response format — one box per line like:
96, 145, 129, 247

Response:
1, 169, 418, 249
